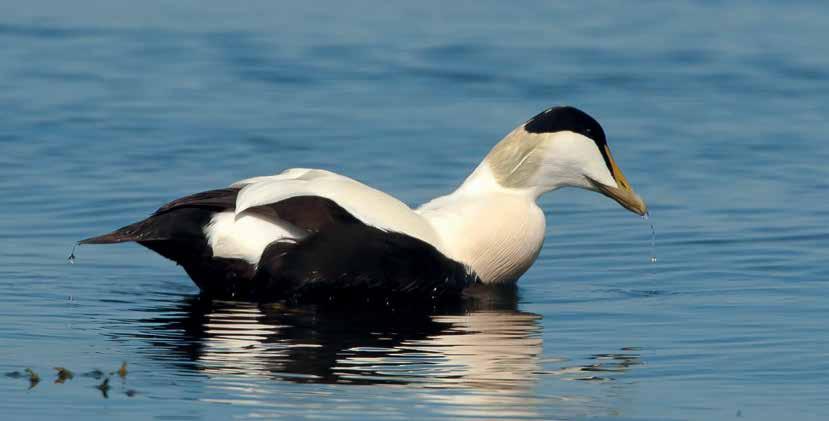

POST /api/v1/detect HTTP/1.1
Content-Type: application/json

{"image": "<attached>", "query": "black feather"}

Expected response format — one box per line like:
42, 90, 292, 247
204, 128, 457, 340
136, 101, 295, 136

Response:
253, 224, 477, 305
152, 188, 240, 215
80, 189, 257, 289
247, 196, 360, 233
80, 189, 478, 306
523, 106, 615, 174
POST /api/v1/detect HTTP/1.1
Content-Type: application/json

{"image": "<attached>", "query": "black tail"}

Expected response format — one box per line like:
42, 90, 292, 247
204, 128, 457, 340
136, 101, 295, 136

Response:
79, 205, 257, 293
80, 188, 240, 245
79, 219, 167, 245
80, 189, 230, 258
78, 188, 258, 293
79, 207, 214, 245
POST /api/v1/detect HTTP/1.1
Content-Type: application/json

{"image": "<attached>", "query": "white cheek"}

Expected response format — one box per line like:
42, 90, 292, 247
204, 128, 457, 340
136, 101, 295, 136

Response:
541, 133, 617, 189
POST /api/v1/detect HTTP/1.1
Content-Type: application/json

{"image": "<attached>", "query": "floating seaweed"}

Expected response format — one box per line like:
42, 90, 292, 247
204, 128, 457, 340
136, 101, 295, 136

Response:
117, 362, 128, 379
95, 377, 110, 398
54, 367, 74, 384
25, 368, 40, 389
6, 363, 133, 397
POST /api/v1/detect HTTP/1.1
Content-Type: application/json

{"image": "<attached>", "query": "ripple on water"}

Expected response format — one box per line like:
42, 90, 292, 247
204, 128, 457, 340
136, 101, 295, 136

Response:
2, 1, 829, 419
82, 289, 647, 417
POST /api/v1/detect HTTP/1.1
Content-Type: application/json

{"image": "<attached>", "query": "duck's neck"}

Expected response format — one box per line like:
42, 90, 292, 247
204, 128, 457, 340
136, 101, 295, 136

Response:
416, 162, 547, 284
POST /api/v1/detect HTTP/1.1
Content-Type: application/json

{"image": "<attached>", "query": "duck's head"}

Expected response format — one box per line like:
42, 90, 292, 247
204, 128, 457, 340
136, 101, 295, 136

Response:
485, 105, 647, 215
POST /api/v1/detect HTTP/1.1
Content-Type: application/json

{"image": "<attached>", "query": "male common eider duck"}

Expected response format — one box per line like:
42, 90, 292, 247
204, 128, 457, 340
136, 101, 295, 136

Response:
80, 106, 647, 304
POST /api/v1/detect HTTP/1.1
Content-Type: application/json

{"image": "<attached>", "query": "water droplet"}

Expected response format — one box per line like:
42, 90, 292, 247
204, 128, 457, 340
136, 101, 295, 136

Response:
642, 212, 656, 263
67, 244, 77, 264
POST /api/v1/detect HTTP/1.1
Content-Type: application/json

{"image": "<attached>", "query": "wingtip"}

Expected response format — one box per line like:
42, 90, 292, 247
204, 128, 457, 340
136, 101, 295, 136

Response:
78, 232, 130, 245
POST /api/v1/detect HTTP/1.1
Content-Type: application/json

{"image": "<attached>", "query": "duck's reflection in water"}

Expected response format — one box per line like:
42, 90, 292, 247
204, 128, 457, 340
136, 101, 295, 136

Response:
138, 285, 641, 416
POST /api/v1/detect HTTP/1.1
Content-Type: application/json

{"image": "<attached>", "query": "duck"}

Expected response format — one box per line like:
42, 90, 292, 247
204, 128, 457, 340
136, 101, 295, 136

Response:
80, 106, 647, 305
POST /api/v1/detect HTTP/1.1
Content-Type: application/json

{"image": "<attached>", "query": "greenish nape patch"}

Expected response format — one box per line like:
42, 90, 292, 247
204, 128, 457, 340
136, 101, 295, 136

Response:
486, 129, 547, 188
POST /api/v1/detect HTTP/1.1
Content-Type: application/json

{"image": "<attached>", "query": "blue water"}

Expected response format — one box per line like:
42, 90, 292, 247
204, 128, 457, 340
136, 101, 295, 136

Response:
1, 1, 828, 419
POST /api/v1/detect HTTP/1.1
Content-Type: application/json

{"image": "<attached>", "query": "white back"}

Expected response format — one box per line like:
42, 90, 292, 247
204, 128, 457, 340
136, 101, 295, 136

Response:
205, 168, 443, 265
234, 169, 441, 247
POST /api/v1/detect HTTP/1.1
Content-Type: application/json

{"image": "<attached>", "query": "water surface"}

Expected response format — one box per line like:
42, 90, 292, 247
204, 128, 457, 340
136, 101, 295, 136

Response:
1, 1, 827, 419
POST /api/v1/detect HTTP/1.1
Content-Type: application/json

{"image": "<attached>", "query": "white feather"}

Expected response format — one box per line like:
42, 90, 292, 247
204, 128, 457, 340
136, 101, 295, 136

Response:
204, 115, 629, 284
205, 211, 306, 263
418, 164, 545, 284
233, 169, 442, 248
230, 168, 339, 188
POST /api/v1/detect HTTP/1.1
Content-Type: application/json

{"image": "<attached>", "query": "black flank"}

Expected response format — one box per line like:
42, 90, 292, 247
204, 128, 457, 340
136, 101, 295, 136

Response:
80, 189, 478, 305
253, 223, 477, 305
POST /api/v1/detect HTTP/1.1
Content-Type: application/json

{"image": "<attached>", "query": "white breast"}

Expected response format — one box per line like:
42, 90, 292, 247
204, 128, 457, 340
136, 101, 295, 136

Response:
419, 192, 546, 284
416, 161, 548, 284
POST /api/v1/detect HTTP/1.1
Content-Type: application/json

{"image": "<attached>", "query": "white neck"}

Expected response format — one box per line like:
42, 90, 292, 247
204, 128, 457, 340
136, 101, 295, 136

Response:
416, 162, 546, 284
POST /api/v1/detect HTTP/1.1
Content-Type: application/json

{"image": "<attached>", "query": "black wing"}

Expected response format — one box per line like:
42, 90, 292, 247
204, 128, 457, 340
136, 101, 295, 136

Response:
252, 223, 478, 306
80, 188, 478, 305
